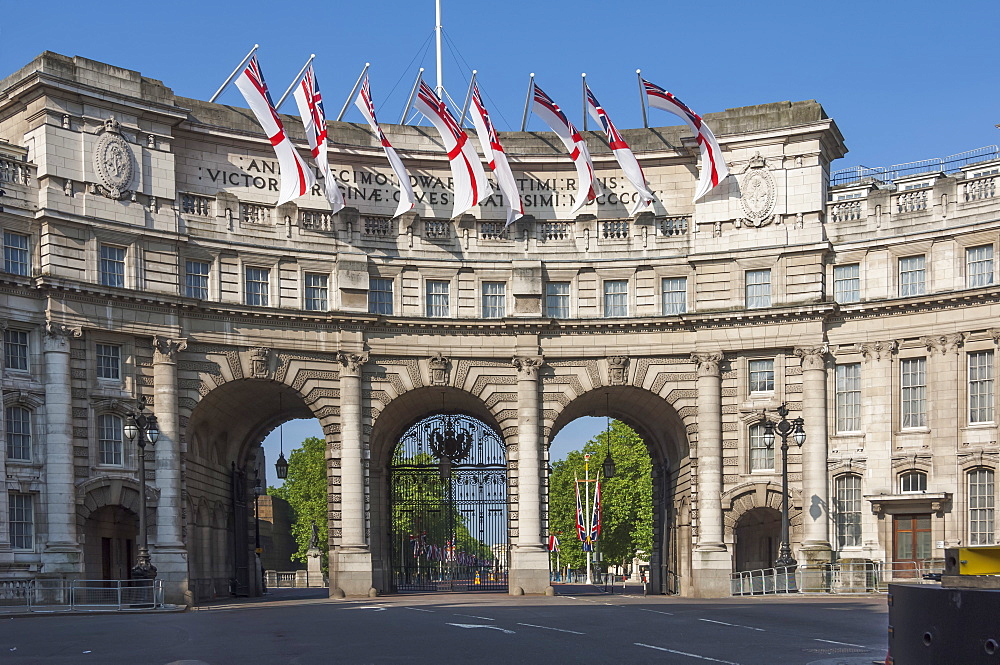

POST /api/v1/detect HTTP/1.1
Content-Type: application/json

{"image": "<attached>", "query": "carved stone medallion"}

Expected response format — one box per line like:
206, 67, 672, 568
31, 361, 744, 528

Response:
93, 117, 135, 200
738, 153, 776, 227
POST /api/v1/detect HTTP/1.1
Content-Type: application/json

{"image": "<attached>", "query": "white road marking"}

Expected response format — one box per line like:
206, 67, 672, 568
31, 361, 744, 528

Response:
637, 608, 675, 616
447, 623, 515, 634
454, 613, 495, 621
813, 639, 872, 649
402, 607, 434, 613
347, 606, 387, 611
635, 643, 740, 664
698, 618, 765, 631
517, 623, 586, 635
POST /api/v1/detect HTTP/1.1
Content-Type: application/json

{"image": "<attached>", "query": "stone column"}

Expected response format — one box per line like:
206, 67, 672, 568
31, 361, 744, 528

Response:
41, 322, 82, 575
151, 336, 188, 603
331, 351, 373, 596
794, 346, 832, 558
510, 355, 549, 595
689, 351, 729, 598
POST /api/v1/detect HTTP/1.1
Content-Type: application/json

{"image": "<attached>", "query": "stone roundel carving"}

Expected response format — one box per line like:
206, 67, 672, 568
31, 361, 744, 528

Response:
738, 153, 776, 227
93, 117, 135, 200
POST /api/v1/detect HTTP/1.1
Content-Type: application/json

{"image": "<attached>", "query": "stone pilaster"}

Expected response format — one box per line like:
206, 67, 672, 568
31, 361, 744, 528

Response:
509, 355, 549, 594
794, 345, 833, 565
41, 322, 82, 574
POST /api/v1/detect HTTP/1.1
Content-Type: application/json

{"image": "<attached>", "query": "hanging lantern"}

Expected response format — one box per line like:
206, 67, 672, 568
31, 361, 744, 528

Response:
275, 451, 289, 479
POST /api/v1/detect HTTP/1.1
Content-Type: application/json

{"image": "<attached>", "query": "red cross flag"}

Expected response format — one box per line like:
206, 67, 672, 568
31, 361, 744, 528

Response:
469, 82, 523, 228
354, 75, 417, 218
292, 64, 345, 214
234, 55, 315, 205
586, 84, 655, 215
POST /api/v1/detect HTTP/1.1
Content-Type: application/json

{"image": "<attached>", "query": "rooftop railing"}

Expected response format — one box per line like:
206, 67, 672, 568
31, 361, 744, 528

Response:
831, 146, 1000, 187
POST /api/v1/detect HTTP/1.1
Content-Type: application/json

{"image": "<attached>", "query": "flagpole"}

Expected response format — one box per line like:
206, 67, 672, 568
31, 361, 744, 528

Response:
581, 73, 588, 132
519, 73, 534, 132
584, 453, 592, 585
400, 68, 425, 125
275, 54, 316, 111
435, 0, 444, 98
209, 44, 259, 103
458, 70, 476, 127
336, 62, 370, 122
636, 69, 648, 129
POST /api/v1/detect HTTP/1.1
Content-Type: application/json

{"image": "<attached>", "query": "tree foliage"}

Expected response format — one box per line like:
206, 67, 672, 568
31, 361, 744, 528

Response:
548, 421, 652, 570
268, 436, 327, 570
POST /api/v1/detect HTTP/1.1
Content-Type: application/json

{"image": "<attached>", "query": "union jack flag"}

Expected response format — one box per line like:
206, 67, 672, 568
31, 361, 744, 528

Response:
575, 476, 586, 543
590, 480, 602, 543
354, 75, 416, 218
293, 64, 344, 213
586, 87, 627, 150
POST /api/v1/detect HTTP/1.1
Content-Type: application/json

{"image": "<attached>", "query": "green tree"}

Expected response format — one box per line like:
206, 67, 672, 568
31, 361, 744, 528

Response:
269, 436, 328, 572
548, 421, 652, 571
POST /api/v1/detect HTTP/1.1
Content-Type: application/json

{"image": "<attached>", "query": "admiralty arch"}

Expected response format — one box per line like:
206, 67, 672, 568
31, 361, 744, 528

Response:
2, 52, 999, 603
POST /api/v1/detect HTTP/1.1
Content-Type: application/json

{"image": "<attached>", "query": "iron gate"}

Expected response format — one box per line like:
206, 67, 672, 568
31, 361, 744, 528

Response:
389, 414, 508, 592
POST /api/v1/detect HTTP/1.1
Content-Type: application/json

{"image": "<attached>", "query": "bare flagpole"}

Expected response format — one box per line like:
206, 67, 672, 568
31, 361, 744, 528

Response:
636, 69, 648, 129
458, 70, 477, 127
275, 54, 316, 111
209, 44, 259, 103
519, 73, 535, 132
435, 0, 444, 98
336, 62, 370, 122
581, 73, 588, 132
400, 68, 425, 125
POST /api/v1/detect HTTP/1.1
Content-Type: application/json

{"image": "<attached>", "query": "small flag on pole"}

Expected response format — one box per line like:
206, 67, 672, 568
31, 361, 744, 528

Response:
548, 534, 560, 552
575, 476, 586, 543
590, 480, 602, 543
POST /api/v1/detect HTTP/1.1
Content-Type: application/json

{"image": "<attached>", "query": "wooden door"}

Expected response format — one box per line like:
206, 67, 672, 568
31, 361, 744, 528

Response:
893, 514, 932, 577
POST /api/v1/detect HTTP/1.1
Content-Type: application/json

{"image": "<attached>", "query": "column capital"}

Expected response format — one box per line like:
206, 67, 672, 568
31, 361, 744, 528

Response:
793, 345, 828, 371
152, 336, 187, 364
920, 332, 965, 356
337, 351, 369, 377
512, 355, 544, 379
860, 340, 898, 363
691, 351, 723, 377
43, 321, 82, 351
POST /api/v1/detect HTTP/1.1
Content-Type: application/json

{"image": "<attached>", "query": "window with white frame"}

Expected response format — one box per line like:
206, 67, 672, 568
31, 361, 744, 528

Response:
545, 282, 570, 319
98, 414, 125, 466
482, 282, 506, 319
967, 245, 994, 288
898, 255, 926, 297
368, 277, 393, 315
901, 357, 927, 428
969, 468, 995, 545
185, 260, 210, 299
662, 277, 687, 314
833, 264, 860, 304
3, 231, 30, 276
748, 423, 774, 471
603, 280, 628, 317
900, 470, 928, 493
99, 244, 126, 288
426, 280, 450, 318
3, 329, 29, 372
835, 363, 862, 432
8, 494, 33, 550
244, 267, 270, 306
5, 406, 31, 461
969, 350, 995, 424
835, 474, 862, 548
304, 273, 329, 311
748, 359, 775, 393
96, 343, 122, 380
745, 269, 771, 308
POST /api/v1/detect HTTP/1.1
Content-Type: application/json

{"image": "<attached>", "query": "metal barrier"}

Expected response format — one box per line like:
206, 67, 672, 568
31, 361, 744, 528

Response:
730, 567, 798, 595
16, 579, 164, 612
831, 145, 1000, 187
732, 560, 945, 596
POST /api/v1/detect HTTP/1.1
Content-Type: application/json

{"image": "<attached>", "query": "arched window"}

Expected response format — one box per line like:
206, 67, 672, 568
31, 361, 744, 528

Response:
900, 470, 927, 493
835, 474, 862, 548
968, 468, 995, 545
97, 413, 124, 466
748, 423, 773, 472
5, 405, 31, 461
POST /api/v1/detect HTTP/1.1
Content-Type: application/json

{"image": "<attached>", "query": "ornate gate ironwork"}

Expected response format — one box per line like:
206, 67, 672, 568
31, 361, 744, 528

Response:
389, 414, 508, 592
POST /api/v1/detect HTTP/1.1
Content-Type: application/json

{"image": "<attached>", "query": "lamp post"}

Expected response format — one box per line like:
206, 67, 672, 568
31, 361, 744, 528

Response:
122, 404, 160, 581
761, 403, 806, 569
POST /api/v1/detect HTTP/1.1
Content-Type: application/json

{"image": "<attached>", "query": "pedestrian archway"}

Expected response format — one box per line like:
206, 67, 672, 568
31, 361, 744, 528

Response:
734, 507, 781, 572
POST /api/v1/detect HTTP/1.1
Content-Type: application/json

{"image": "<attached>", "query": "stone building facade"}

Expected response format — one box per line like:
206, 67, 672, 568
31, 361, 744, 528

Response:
1, 52, 998, 602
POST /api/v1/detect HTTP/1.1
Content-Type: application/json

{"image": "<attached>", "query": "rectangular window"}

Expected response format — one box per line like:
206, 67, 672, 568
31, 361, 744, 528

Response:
899, 255, 926, 297
3, 231, 30, 276
967, 245, 994, 288
835, 475, 863, 548
368, 277, 394, 315
748, 359, 775, 393
901, 357, 928, 428
835, 363, 862, 432
304, 273, 329, 311
245, 267, 270, 306
426, 280, 450, 318
746, 269, 772, 308
98, 414, 124, 466
969, 469, 995, 546
8, 494, 33, 550
969, 351, 995, 424
5, 406, 31, 461
3, 329, 29, 372
833, 264, 860, 304
603, 280, 628, 318
749, 424, 774, 472
482, 282, 506, 319
96, 344, 122, 380
99, 244, 126, 288
662, 277, 687, 314
185, 260, 210, 299
545, 282, 570, 319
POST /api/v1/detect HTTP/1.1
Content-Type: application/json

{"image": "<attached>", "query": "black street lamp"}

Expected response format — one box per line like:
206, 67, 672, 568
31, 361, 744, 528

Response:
761, 403, 806, 570
122, 404, 160, 581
